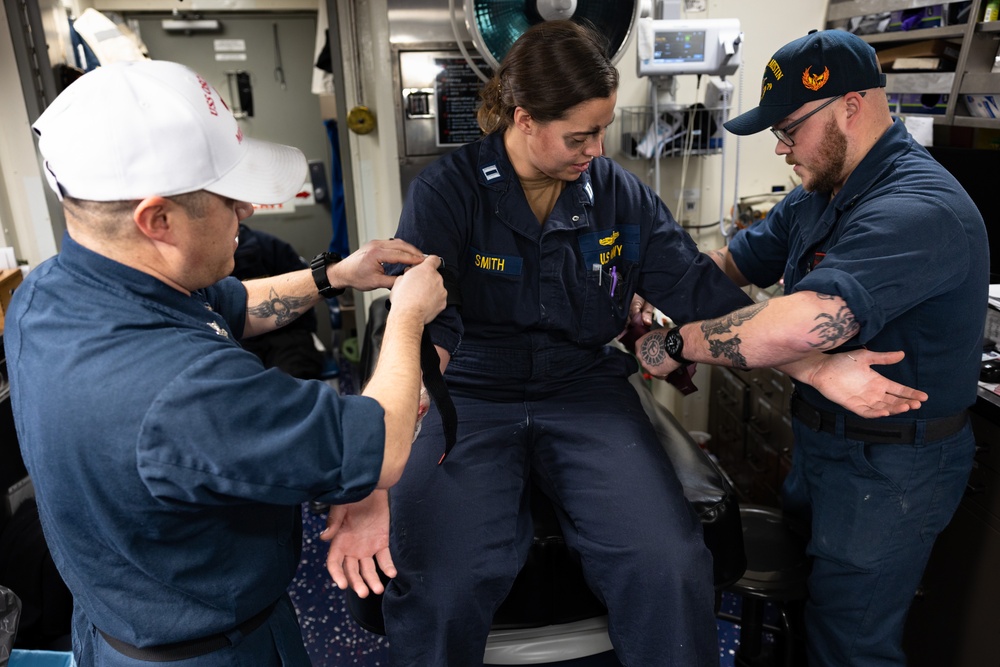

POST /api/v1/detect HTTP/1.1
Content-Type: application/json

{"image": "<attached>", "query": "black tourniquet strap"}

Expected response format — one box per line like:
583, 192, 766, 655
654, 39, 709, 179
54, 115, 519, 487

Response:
419, 331, 457, 464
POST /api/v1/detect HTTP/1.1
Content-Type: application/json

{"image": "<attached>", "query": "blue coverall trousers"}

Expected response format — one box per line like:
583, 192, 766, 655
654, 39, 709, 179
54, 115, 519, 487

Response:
383, 349, 719, 667
783, 418, 974, 667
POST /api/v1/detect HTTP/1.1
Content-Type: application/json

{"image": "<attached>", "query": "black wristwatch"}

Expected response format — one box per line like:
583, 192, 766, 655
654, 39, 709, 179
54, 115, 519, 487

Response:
310, 251, 345, 298
664, 327, 691, 366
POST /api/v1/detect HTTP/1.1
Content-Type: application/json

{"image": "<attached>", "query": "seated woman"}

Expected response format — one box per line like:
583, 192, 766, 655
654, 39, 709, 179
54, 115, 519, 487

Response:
322, 20, 923, 666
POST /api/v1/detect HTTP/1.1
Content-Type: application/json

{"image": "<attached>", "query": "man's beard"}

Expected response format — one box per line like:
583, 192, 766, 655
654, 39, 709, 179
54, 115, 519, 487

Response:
802, 117, 848, 194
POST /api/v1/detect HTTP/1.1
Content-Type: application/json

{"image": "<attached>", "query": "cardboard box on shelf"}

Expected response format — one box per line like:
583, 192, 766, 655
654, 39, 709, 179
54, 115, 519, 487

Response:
891, 56, 954, 71
876, 39, 961, 68
0, 268, 24, 334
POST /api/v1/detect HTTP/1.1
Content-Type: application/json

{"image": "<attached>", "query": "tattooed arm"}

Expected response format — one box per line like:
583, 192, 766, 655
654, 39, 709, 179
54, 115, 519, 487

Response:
681, 292, 858, 371
241, 238, 429, 338
242, 270, 319, 338
635, 291, 925, 417
635, 292, 853, 375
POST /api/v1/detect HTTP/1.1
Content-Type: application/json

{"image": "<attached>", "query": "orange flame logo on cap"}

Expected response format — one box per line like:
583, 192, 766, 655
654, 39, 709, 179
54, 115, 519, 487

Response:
802, 66, 830, 92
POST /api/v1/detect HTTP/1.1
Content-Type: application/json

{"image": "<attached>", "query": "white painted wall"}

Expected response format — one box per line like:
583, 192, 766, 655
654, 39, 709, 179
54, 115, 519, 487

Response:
335, 0, 403, 248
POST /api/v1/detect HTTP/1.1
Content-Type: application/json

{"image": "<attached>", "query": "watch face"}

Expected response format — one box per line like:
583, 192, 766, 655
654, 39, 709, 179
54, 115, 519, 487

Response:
665, 329, 684, 360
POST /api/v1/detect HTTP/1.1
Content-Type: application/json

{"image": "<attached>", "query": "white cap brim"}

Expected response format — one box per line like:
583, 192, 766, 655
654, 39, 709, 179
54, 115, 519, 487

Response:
203, 137, 308, 205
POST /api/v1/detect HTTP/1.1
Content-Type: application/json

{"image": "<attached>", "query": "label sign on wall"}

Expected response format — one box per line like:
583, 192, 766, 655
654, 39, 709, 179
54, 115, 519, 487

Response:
214, 39, 246, 52
214, 39, 247, 62
434, 57, 489, 147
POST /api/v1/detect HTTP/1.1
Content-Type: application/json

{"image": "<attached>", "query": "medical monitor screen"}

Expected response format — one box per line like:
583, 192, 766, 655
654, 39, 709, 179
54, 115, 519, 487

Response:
653, 30, 706, 64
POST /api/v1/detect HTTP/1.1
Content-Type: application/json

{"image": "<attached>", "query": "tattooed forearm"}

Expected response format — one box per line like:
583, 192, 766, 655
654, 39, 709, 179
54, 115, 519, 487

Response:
700, 301, 767, 337
695, 302, 764, 369
807, 303, 859, 349
639, 328, 750, 371
639, 333, 668, 368
708, 336, 749, 369
247, 288, 313, 328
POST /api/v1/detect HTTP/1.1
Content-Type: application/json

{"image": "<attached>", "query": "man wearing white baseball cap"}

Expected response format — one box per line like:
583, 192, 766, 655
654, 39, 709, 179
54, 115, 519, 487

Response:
637, 29, 986, 666
5, 59, 446, 665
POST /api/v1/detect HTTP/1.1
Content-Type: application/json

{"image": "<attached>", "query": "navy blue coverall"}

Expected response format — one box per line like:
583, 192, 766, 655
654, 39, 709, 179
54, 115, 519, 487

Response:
729, 120, 988, 666
5, 234, 385, 666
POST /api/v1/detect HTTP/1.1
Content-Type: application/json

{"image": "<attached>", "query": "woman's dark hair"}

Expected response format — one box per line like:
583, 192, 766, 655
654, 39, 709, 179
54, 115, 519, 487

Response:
477, 19, 619, 135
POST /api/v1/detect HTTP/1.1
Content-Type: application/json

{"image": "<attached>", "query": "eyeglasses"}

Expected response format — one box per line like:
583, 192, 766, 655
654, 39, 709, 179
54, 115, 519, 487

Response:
770, 93, 864, 147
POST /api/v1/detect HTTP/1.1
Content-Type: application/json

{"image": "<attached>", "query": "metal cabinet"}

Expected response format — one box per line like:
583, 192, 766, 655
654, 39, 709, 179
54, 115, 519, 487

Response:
709, 366, 795, 508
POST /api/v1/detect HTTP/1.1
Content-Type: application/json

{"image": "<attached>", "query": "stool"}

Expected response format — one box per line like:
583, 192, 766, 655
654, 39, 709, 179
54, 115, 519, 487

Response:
720, 505, 810, 667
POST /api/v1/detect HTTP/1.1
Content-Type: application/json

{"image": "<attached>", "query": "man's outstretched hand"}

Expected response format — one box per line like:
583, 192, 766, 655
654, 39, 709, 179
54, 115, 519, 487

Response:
782, 349, 928, 418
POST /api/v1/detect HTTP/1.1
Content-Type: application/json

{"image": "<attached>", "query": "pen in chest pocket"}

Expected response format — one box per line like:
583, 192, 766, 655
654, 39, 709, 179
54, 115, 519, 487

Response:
591, 263, 622, 297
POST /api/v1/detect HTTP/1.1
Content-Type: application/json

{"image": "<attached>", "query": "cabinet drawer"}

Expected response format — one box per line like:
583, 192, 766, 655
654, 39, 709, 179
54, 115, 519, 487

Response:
710, 405, 746, 468
748, 367, 793, 415
712, 367, 749, 420
773, 412, 795, 455
747, 390, 790, 442
746, 424, 779, 485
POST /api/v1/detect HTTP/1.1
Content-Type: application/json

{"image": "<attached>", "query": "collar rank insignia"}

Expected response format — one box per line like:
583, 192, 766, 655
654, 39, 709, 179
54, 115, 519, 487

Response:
208, 322, 229, 338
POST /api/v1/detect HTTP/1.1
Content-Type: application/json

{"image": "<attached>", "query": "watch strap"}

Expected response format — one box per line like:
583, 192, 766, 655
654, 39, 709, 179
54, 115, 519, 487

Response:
665, 327, 692, 366
310, 252, 344, 298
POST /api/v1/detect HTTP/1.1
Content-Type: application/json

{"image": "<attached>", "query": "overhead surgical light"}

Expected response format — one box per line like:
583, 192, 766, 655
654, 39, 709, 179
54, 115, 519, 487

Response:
464, 0, 641, 71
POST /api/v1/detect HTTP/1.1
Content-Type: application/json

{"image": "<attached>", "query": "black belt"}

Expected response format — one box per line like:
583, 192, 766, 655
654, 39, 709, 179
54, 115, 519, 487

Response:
98, 600, 277, 662
790, 395, 968, 444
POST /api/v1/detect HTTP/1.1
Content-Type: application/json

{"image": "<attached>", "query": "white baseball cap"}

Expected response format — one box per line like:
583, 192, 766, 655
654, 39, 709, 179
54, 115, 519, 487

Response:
32, 60, 308, 204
